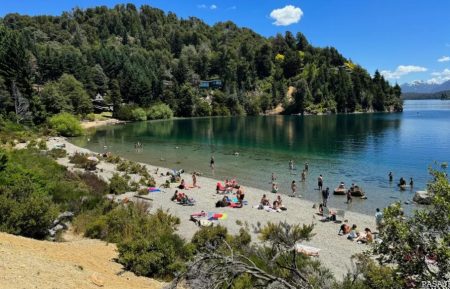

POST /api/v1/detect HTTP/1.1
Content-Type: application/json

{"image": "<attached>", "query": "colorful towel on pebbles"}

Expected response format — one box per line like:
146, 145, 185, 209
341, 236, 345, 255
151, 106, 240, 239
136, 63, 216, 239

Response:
148, 187, 161, 193
208, 212, 228, 220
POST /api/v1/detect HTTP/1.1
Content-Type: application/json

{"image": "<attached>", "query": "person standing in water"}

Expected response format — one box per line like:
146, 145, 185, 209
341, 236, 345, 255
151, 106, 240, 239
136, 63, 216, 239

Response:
409, 177, 414, 189
304, 162, 309, 171
389, 172, 393, 182
318, 175, 324, 191
289, 160, 294, 170
290, 180, 297, 197
301, 170, 306, 182
210, 156, 215, 169
346, 189, 353, 204
271, 173, 276, 183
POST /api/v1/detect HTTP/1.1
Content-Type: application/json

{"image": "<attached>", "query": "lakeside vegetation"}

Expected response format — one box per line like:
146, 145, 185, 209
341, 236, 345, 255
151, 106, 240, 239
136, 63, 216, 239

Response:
1, 4, 402, 129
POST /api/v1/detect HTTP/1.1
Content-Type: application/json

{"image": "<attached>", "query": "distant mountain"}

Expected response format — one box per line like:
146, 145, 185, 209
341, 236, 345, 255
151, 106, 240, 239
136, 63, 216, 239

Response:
402, 90, 450, 100
401, 80, 450, 94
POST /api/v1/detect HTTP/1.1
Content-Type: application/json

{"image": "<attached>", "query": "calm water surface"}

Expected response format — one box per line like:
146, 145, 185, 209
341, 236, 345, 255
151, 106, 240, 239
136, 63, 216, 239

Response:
72, 100, 450, 214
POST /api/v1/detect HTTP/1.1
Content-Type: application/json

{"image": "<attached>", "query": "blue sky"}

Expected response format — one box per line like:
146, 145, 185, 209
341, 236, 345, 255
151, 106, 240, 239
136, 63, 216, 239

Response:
1, 0, 450, 85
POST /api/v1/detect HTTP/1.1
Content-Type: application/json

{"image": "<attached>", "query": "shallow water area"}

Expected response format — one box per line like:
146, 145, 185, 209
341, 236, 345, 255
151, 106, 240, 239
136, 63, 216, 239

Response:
72, 99, 450, 214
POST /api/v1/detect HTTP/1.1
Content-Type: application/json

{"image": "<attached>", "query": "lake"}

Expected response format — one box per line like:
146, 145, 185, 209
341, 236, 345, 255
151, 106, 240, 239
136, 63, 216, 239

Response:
72, 100, 450, 214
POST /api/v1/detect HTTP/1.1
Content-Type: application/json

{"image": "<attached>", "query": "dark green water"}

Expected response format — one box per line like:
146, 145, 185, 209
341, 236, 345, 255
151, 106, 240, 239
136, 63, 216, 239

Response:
72, 100, 450, 214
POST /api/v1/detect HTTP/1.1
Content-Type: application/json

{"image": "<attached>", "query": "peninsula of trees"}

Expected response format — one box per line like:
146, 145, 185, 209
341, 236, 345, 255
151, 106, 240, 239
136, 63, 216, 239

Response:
0, 4, 402, 124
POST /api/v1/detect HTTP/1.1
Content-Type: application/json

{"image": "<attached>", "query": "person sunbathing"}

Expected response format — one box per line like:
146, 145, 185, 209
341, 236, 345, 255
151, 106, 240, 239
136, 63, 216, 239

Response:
229, 179, 238, 189
260, 194, 270, 206
318, 203, 324, 215
272, 200, 281, 212
171, 190, 185, 202
338, 223, 351, 235
178, 179, 188, 190
276, 195, 287, 210
216, 181, 232, 194
355, 228, 373, 243
347, 224, 359, 240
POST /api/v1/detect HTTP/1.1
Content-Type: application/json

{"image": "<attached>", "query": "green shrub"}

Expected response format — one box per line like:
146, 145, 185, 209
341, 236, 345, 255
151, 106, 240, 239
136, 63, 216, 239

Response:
191, 225, 228, 251
81, 205, 191, 279
38, 139, 48, 150
0, 192, 58, 239
0, 150, 7, 171
117, 232, 190, 279
131, 108, 147, 121
48, 148, 67, 159
194, 100, 211, 117
146, 103, 174, 120
109, 173, 130, 194
115, 104, 135, 121
86, 113, 96, 121
104, 154, 121, 164
48, 113, 83, 137
116, 160, 130, 172
115, 105, 148, 121
69, 152, 97, 170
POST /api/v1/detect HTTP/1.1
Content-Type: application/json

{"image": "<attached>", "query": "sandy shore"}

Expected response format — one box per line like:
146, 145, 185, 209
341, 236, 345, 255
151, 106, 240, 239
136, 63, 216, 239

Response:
47, 137, 376, 279
80, 118, 126, 129
0, 230, 163, 289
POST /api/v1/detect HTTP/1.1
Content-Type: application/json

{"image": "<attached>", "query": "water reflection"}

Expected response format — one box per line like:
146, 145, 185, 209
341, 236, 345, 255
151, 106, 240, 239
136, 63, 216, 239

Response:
87, 114, 401, 159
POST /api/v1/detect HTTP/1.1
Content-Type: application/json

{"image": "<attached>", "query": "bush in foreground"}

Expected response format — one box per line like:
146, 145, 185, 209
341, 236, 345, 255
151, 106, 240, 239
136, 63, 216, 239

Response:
48, 113, 83, 137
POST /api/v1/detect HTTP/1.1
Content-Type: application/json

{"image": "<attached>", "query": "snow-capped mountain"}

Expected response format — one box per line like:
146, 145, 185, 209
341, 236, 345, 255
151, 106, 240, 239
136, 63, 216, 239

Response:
401, 80, 450, 93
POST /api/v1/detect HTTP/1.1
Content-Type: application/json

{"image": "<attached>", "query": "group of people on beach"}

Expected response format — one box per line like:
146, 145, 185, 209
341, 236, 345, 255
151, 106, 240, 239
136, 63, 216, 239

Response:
258, 194, 287, 212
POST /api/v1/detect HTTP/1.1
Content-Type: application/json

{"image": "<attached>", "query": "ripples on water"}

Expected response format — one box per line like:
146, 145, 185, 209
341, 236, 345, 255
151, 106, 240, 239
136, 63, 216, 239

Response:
73, 100, 450, 214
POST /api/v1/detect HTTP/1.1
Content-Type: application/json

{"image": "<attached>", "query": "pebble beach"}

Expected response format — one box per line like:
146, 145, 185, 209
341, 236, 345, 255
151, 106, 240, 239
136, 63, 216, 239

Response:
48, 137, 377, 279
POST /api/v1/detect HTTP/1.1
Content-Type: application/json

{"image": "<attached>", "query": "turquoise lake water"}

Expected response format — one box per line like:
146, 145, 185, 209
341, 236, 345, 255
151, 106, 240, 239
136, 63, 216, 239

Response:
72, 100, 450, 214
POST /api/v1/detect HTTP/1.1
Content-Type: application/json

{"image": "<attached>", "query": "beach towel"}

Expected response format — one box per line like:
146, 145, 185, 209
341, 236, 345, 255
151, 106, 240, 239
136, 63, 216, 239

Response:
229, 202, 242, 208
148, 187, 161, 193
208, 212, 228, 220
295, 244, 321, 256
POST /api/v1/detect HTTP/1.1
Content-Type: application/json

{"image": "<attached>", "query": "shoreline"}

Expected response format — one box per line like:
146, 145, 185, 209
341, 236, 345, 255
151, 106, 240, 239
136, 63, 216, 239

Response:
80, 118, 127, 129
48, 137, 377, 279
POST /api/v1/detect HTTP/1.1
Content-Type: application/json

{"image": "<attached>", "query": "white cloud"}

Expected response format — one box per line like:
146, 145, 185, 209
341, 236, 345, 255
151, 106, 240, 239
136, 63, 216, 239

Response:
427, 68, 450, 84
380, 65, 427, 79
270, 5, 303, 26
438, 56, 450, 62
198, 4, 217, 10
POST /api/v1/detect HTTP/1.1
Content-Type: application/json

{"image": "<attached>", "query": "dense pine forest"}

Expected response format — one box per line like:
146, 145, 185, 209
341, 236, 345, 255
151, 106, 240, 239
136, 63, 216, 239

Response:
0, 4, 402, 124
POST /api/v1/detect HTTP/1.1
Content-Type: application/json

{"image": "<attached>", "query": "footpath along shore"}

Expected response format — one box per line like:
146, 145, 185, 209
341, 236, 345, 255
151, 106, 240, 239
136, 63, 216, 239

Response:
47, 137, 376, 279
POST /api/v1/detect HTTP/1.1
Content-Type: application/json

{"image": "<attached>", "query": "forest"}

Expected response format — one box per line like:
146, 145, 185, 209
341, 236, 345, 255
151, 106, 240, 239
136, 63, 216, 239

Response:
0, 3, 402, 124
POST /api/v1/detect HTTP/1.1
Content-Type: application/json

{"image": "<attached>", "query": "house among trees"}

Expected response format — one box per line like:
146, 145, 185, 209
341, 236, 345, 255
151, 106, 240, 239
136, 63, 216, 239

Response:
92, 93, 113, 113
199, 79, 223, 89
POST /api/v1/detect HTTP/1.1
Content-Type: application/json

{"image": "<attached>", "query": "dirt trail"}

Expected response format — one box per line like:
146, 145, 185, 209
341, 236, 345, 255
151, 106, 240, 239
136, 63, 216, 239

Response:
0, 231, 164, 289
